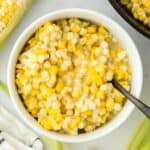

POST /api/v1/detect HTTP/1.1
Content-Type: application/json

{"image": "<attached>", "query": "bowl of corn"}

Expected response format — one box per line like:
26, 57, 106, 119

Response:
7, 8, 143, 142
108, 0, 150, 38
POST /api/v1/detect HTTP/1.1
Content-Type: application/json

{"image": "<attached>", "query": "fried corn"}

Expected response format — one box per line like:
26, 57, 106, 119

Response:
121, 0, 150, 27
15, 18, 131, 135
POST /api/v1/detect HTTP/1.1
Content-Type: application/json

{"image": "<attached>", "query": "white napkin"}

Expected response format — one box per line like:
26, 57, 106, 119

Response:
0, 105, 43, 150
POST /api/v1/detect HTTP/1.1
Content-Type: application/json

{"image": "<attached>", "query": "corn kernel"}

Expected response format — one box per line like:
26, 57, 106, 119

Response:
58, 40, 66, 49
144, 0, 150, 8
72, 89, 82, 99
39, 118, 52, 130
98, 26, 107, 35
55, 114, 64, 123
49, 65, 58, 75
106, 99, 114, 111
28, 97, 38, 110
71, 24, 80, 33
47, 108, 58, 115
84, 85, 90, 94
85, 110, 92, 116
36, 48, 47, 55
87, 26, 96, 33
40, 84, 54, 97
56, 81, 64, 93
97, 90, 105, 99
100, 108, 107, 115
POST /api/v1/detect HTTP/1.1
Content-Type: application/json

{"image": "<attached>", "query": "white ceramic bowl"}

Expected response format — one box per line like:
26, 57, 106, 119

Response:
7, 8, 143, 143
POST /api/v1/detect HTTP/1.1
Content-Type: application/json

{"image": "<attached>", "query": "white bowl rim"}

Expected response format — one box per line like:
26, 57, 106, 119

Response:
7, 8, 143, 143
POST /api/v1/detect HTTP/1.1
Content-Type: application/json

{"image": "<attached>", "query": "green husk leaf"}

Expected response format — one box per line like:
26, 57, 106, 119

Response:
127, 118, 150, 150
44, 137, 64, 150
140, 142, 150, 150
0, 81, 9, 95
0, 0, 32, 47
139, 119, 150, 150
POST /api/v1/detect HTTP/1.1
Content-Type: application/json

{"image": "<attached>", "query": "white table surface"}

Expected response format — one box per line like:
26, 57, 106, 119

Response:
0, 0, 149, 150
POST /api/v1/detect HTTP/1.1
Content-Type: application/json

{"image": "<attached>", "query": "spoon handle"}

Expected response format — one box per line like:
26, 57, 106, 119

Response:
111, 79, 150, 119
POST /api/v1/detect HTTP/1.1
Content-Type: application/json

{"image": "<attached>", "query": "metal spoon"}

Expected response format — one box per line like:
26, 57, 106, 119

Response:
111, 79, 150, 119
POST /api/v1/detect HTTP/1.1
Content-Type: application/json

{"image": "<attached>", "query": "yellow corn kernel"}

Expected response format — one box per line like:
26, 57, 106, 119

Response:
119, 81, 128, 87
69, 122, 77, 129
76, 116, 81, 123
28, 97, 38, 110
69, 117, 80, 129
84, 75, 92, 85
24, 99, 29, 107
31, 109, 38, 117
96, 76, 103, 86
84, 85, 90, 94
71, 24, 80, 33
2, 16, 10, 24
100, 101, 106, 108
58, 40, 66, 49
72, 89, 82, 99
101, 116, 107, 124
15, 78, 20, 86
115, 96, 124, 103
110, 50, 116, 58
84, 33, 91, 39
19, 75, 28, 85
87, 26, 96, 33
47, 108, 58, 115
36, 48, 47, 55
57, 58, 63, 66
106, 99, 114, 111
89, 68, 97, 76
115, 69, 129, 80
75, 108, 80, 114
56, 81, 64, 93
90, 86, 98, 97
97, 62, 105, 70
90, 47, 96, 58
116, 47, 123, 53
40, 84, 54, 97
33, 83, 40, 90
143, 0, 150, 8
49, 65, 58, 75
38, 26, 45, 34
108, 113, 114, 120
28, 38, 37, 48
89, 69, 103, 85
85, 110, 92, 116
68, 43, 76, 52
11, 3, 18, 12
97, 90, 105, 99
43, 22, 52, 30
98, 26, 108, 35
55, 114, 64, 123
30, 89, 38, 96
39, 118, 52, 130
100, 108, 107, 115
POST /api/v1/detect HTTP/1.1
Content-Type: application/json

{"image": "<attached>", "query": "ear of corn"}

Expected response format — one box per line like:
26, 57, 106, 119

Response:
127, 118, 150, 150
0, 0, 32, 47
